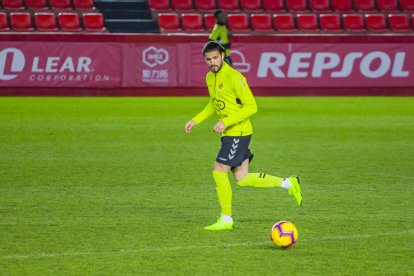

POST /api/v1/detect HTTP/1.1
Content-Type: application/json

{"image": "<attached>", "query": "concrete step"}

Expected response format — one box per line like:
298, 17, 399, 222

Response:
108, 29, 160, 33
95, 0, 148, 10
101, 9, 152, 19
105, 18, 158, 32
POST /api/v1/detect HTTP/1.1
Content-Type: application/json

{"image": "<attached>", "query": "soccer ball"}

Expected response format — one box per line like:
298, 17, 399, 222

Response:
270, 221, 298, 248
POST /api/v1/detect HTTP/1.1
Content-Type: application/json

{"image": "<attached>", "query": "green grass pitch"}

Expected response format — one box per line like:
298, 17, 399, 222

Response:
0, 96, 413, 274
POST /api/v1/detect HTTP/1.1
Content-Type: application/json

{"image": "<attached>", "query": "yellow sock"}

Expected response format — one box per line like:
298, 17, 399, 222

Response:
212, 171, 232, 216
237, 173, 283, 188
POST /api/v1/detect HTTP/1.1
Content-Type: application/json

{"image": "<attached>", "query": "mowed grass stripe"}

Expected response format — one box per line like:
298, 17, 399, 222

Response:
2, 229, 413, 260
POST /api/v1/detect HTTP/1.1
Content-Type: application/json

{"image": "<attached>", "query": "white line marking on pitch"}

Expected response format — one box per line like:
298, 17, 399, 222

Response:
1, 230, 413, 260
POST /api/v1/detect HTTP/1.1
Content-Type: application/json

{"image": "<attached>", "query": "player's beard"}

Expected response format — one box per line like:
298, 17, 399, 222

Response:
209, 60, 223, 73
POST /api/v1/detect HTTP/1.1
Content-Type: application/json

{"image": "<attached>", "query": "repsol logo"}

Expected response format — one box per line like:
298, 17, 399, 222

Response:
257, 51, 409, 79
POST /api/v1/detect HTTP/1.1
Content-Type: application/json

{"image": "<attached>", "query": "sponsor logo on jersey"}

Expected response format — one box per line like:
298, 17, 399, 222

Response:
213, 98, 225, 110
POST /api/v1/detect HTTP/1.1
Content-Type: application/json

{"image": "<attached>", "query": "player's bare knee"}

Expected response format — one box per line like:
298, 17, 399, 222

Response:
214, 162, 230, 173
233, 170, 248, 182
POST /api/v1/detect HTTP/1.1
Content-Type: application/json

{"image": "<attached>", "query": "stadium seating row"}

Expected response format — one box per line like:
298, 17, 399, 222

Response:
159, 12, 414, 33
149, 0, 414, 13
0, 11, 105, 31
0, 0, 95, 10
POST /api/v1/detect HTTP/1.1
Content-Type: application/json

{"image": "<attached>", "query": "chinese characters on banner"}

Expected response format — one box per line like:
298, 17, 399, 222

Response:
136, 45, 177, 87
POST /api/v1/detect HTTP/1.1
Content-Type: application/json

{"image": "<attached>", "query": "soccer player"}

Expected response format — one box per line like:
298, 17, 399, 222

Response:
208, 9, 232, 66
184, 41, 303, 231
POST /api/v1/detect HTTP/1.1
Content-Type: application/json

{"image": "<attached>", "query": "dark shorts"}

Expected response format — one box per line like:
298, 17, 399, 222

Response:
215, 135, 254, 169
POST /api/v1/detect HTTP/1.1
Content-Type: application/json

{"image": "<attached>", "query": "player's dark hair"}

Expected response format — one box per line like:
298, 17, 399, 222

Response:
202, 41, 226, 56
214, 9, 224, 18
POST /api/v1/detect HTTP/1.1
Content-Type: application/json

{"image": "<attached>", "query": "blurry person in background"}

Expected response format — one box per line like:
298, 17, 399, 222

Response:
208, 9, 232, 66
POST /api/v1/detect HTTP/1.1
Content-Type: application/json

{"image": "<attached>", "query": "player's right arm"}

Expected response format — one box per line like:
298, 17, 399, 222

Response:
185, 100, 216, 133
192, 100, 215, 125
185, 120, 196, 133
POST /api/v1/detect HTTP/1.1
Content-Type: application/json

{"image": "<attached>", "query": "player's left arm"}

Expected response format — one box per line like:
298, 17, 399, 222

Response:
221, 76, 257, 127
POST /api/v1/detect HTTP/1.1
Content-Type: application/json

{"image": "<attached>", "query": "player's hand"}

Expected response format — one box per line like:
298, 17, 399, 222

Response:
213, 121, 226, 133
185, 120, 196, 134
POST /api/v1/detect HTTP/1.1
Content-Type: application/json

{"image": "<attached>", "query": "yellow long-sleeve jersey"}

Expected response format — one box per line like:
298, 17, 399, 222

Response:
208, 24, 231, 57
192, 62, 257, 137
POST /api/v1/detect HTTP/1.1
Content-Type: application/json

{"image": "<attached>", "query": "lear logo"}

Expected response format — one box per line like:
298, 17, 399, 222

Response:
0, 48, 25, 81
143, 46, 169, 68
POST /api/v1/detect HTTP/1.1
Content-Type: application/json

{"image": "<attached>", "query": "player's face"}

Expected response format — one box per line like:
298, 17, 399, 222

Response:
204, 50, 225, 73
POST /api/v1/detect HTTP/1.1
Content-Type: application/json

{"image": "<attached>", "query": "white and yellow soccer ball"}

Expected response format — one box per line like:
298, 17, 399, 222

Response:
270, 221, 298, 248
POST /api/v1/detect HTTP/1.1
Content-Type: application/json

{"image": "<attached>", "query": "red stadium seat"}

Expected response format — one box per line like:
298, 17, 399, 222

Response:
400, 0, 414, 12
331, 0, 353, 12
10, 12, 34, 31
365, 14, 388, 32
158, 13, 181, 32
59, 13, 82, 31
181, 13, 205, 32
35, 12, 58, 31
388, 14, 412, 32
171, 0, 193, 11
26, 0, 49, 10
241, 0, 263, 12
148, 0, 170, 12
273, 14, 297, 32
263, 0, 285, 11
0, 12, 10, 31
83, 13, 106, 31
73, 0, 95, 10
286, 0, 308, 12
310, 0, 331, 12
297, 13, 320, 32
343, 14, 365, 32
377, 0, 399, 12
354, 0, 376, 12
320, 13, 342, 32
218, 0, 241, 12
204, 14, 216, 30
227, 13, 251, 32
195, 0, 216, 11
251, 14, 273, 32
3, 0, 25, 10
50, 0, 72, 10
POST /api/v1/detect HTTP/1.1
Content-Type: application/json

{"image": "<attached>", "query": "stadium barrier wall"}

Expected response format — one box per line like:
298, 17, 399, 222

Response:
0, 34, 414, 96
